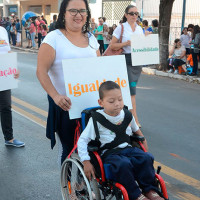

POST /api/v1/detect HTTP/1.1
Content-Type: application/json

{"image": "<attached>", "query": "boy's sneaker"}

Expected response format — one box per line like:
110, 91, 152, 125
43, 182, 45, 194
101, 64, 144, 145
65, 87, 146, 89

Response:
5, 139, 25, 147
144, 190, 164, 200
174, 70, 179, 74
167, 69, 173, 73
136, 194, 150, 200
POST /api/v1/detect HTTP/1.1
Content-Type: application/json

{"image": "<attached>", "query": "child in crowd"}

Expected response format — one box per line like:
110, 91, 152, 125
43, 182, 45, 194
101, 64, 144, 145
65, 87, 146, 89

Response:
102, 23, 111, 50
41, 24, 47, 41
78, 81, 164, 200
186, 53, 194, 68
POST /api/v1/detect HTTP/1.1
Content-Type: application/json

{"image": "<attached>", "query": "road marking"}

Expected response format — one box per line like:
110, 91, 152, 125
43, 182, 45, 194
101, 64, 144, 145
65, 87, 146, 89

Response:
169, 153, 188, 161
176, 192, 200, 200
154, 161, 200, 190
12, 105, 46, 128
11, 96, 200, 199
12, 96, 48, 117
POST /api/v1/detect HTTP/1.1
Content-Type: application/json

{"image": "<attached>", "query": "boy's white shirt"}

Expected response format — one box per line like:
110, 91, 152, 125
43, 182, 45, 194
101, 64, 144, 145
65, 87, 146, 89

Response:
77, 109, 139, 162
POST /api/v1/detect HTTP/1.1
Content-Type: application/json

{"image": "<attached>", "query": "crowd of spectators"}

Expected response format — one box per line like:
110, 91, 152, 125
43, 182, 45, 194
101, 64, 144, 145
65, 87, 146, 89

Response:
0, 14, 57, 49
168, 24, 200, 76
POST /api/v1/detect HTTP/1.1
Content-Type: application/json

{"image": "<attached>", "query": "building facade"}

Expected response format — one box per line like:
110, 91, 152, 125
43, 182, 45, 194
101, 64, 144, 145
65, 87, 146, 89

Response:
1, 0, 136, 25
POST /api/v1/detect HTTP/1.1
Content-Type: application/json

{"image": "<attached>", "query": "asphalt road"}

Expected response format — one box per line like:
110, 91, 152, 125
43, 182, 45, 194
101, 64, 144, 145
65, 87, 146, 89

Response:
0, 51, 200, 200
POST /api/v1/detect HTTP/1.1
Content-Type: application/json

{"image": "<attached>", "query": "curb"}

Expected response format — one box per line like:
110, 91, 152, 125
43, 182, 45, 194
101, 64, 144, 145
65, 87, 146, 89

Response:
11, 46, 38, 54
142, 66, 200, 84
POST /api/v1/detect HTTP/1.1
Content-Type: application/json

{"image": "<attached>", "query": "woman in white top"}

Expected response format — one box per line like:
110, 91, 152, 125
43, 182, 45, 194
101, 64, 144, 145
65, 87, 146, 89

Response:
180, 27, 191, 55
110, 5, 144, 128
0, 26, 24, 147
37, 0, 100, 165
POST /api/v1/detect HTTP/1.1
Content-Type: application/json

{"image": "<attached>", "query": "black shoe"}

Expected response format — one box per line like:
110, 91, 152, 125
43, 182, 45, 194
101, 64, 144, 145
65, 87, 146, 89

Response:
189, 72, 196, 76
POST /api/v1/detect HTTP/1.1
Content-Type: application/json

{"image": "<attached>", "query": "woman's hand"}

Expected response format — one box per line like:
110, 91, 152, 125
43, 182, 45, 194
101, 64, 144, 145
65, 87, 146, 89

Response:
125, 40, 131, 46
83, 160, 96, 181
14, 70, 20, 79
53, 94, 71, 111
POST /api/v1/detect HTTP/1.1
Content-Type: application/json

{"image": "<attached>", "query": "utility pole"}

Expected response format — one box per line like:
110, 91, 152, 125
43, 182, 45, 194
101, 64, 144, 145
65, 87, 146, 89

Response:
58, 0, 62, 12
141, 0, 144, 20
181, 0, 186, 31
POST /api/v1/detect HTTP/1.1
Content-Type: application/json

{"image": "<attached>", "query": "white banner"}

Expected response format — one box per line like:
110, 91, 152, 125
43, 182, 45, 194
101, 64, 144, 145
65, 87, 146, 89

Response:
62, 55, 132, 119
131, 34, 160, 66
0, 53, 18, 92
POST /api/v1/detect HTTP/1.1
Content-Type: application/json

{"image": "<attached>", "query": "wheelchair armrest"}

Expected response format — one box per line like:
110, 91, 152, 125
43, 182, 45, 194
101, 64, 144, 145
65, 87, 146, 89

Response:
130, 135, 145, 142
88, 145, 99, 152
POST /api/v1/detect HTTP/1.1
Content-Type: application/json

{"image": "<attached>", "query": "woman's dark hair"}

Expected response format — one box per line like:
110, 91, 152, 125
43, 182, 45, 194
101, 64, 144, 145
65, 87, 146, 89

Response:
42, 24, 47, 31
174, 38, 180, 48
174, 38, 180, 43
188, 24, 194, 30
55, 0, 91, 34
181, 27, 187, 35
152, 19, 158, 28
122, 5, 136, 23
192, 25, 200, 40
108, 26, 113, 35
142, 20, 148, 26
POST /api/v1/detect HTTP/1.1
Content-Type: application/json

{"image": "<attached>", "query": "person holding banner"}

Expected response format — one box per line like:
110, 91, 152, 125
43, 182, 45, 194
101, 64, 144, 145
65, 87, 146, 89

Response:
0, 26, 25, 147
110, 5, 143, 128
37, 0, 100, 165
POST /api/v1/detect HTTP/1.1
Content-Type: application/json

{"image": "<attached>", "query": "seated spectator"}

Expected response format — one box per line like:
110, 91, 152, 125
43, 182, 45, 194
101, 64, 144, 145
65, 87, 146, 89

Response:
152, 19, 158, 34
167, 39, 186, 74
142, 20, 153, 34
180, 27, 191, 55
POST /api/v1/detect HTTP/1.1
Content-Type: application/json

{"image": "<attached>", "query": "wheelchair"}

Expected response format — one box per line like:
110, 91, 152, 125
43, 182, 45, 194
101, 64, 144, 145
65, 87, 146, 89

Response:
61, 107, 169, 200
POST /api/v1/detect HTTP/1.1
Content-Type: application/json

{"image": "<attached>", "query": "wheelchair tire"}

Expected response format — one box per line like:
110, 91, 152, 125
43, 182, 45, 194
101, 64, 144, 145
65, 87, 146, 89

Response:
61, 158, 101, 200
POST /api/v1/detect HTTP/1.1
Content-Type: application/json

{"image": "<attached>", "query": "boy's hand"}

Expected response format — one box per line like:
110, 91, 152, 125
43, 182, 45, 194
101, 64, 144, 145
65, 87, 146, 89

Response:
83, 160, 96, 181
14, 70, 20, 79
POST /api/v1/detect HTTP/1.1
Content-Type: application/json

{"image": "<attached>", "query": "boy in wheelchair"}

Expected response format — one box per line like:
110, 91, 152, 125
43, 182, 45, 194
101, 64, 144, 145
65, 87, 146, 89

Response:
77, 81, 164, 200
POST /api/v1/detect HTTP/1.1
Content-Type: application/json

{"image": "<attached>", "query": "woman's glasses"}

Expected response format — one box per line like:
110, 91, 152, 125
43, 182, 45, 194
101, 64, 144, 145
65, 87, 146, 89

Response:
127, 12, 139, 16
67, 9, 88, 16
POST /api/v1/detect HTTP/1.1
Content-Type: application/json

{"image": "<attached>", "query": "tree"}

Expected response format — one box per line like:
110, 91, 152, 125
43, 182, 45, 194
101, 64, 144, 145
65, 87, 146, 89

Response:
158, 0, 175, 71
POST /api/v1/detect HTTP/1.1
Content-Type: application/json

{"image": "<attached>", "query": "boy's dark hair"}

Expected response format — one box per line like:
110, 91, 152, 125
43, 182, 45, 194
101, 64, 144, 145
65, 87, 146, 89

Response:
152, 19, 158, 27
99, 81, 120, 100
142, 20, 148, 26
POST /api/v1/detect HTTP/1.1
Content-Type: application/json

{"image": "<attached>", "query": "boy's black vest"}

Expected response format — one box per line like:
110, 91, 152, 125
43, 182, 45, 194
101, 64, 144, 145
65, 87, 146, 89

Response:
89, 108, 133, 159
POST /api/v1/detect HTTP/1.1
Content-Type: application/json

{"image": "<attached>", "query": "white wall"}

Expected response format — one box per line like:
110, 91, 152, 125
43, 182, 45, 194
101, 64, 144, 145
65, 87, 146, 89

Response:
89, 0, 102, 24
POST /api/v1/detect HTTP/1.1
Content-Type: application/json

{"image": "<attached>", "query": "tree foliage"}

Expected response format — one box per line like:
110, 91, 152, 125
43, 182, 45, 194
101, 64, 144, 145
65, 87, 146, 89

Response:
158, 0, 175, 71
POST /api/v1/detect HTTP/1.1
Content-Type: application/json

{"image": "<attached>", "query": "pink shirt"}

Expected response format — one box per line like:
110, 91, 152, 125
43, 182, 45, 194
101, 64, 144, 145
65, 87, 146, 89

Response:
29, 23, 36, 34
37, 20, 45, 33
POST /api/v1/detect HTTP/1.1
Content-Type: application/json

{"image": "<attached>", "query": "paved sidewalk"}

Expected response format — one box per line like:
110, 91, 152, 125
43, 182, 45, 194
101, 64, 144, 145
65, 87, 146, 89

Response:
142, 66, 200, 84
11, 44, 200, 84
11, 44, 38, 54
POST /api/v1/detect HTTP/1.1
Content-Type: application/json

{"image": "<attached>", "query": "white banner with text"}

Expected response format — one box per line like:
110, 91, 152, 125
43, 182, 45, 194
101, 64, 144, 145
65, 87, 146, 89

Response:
62, 55, 132, 119
0, 53, 18, 92
131, 34, 159, 66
